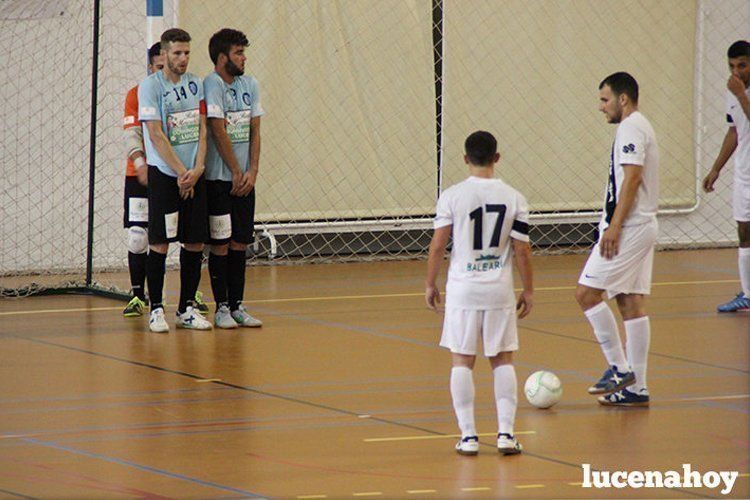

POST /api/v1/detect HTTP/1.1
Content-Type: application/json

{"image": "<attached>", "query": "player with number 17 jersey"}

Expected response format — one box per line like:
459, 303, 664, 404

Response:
434, 177, 530, 310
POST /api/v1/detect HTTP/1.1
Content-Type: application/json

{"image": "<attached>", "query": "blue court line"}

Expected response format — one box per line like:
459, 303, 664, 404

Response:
0, 386, 232, 405
0, 487, 35, 499
251, 304, 750, 374
7, 398, 750, 449
21, 438, 264, 498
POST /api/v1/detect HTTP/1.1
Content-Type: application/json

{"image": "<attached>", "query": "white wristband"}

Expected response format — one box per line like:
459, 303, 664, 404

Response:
134, 156, 146, 169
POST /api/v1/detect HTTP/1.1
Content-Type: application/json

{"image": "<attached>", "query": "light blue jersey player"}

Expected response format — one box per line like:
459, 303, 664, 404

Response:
204, 72, 264, 181
138, 28, 212, 335
203, 28, 265, 331
139, 70, 205, 178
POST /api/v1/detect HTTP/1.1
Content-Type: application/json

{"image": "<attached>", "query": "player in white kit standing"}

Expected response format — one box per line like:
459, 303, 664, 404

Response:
426, 131, 534, 455
703, 40, 750, 313
576, 72, 659, 407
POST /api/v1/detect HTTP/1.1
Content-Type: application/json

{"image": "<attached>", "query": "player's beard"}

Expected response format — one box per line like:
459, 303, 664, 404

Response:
225, 59, 244, 77
607, 106, 622, 124
168, 58, 187, 76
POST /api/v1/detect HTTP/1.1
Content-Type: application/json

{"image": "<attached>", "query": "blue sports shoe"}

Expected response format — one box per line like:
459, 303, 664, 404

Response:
598, 388, 650, 407
717, 292, 750, 313
587, 365, 635, 395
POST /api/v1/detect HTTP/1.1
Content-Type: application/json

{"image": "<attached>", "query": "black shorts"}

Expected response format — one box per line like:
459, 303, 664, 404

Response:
206, 180, 256, 245
147, 165, 208, 244
123, 176, 148, 228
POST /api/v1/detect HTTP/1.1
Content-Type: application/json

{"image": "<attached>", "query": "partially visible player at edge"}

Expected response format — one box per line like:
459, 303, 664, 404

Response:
203, 28, 264, 329
121, 42, 208, 317
702, 40, 750, 313
576, 72, 659, 407
139, 28, 211, 333
426, 131, 533, 456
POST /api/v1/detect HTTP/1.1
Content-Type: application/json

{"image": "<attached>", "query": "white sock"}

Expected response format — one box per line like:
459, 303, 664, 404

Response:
739, 247, 750, 297
624, 316, 650, 393
493, 364, 517, 436
584, 302, 628, 370
450, 367, 476, 437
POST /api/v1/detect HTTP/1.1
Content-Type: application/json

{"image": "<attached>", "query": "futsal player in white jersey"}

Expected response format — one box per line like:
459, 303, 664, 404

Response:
426, 131, 533, 456
576, 72, 659, 407
703, 40, 750, 313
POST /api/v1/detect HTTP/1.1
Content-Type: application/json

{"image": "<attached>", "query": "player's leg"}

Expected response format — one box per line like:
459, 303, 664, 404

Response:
598, 293, 651, 407
441, 307, 479, 455
719, 218, 750, 312
206, 180, 236, 329
485, 309, 521, 455
123, 177, 149, 316
228, 188, 261, 327
145, 166, 178, 333
175, 174, 211, 330
576, 283, 631, 393
719, 182, 750, 311
451, 352, 478, 455
489, 352, 521, 455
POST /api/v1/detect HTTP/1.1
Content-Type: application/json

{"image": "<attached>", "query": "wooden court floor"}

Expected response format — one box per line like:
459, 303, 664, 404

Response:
0, 248, 748, 499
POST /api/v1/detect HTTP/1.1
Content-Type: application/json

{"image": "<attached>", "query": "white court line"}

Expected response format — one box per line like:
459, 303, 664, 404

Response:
364, 431, 535, 443
0, 279, 739, 318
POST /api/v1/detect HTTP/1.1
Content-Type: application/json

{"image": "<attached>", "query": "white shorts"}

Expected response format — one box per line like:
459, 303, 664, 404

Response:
733, 178, 750, 222
440, 306, 518, 357
578, 220, 657, 300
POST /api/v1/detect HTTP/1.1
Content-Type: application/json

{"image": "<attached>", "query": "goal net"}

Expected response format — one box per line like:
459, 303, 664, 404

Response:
1, 0, 747, 297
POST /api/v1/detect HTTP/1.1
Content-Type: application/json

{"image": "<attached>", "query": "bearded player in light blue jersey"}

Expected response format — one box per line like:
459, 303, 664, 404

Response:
138, 28, 211, 333
203, 28, 265, 329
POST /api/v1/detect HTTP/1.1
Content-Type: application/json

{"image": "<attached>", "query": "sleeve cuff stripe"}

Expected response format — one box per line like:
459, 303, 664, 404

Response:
512, 220, 529, 235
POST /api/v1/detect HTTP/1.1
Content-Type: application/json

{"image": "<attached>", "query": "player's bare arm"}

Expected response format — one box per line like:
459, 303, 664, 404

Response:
600, 165, 642, 259
425, 225, 451, 311
208, 116, 244, 194
703, 127, 738, 192
145, 120, 188, 178
245, 116, 261, 196
511, 238, 533, 318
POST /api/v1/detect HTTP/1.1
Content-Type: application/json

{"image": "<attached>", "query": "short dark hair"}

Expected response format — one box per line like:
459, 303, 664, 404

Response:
160, 28, 191, 49
209, 28, 249, 65
728, 40, 750, 59
599, 72, 639, 104
464, 131, 497, 166
147, 42, 161, 64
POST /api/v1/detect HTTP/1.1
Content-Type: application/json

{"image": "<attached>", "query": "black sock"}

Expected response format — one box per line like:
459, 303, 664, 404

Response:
179, 248, 203, 314
146, 250, 166, 310
227, 248, 247, 311
128, 251, 147, 300
208, 252, 228, 310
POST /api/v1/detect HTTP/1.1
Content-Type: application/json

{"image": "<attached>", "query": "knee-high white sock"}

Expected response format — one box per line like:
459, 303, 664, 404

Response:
584, 302, 628, 370
450, 367, 476, 438
739, 247, 750, 296
624, 316, 650, 393
493, 364, 517, 436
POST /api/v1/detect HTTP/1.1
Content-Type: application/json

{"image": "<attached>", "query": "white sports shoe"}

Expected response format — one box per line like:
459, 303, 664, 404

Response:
176, 306, 213, 330
214, 304, 238, 329
231, 305, 262, 327
149, 308, 169, 333
497, 433, 522, 455
455, 436, 479, 456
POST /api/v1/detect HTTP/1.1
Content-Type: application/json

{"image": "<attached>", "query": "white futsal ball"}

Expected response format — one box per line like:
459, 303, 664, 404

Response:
524, 371, 562, 409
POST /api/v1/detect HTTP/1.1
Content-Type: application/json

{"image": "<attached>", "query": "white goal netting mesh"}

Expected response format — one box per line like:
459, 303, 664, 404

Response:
1, 0, 747, 297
